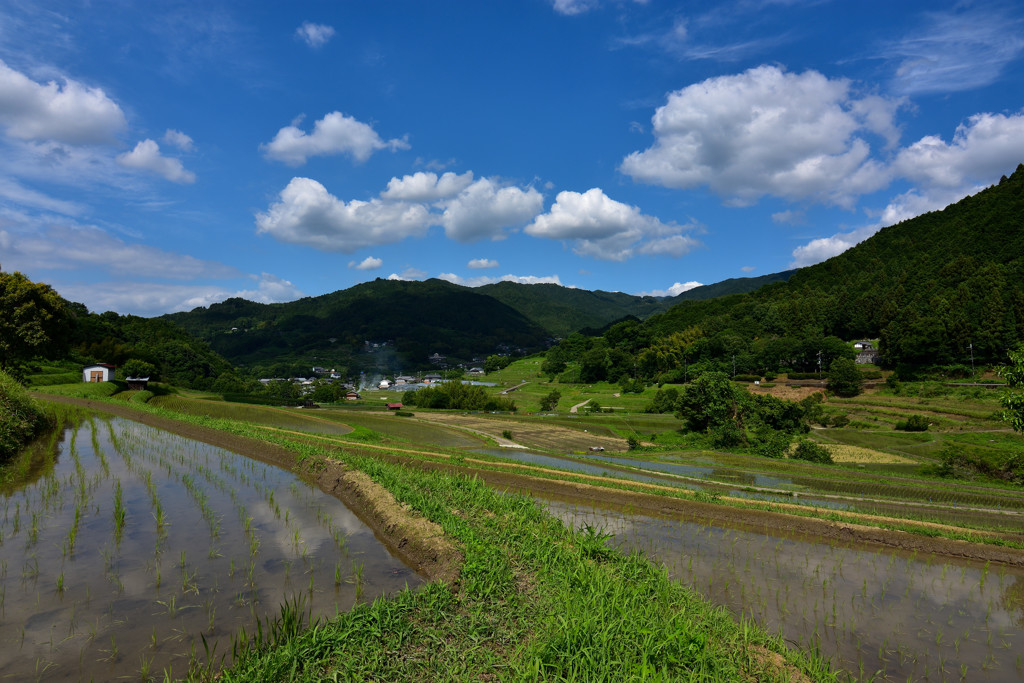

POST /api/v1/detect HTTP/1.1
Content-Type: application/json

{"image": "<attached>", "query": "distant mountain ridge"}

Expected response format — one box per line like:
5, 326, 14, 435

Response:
163, 271, 796, 370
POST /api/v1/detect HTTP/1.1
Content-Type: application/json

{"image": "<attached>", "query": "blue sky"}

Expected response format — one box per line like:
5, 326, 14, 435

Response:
2, 1, 1024, 316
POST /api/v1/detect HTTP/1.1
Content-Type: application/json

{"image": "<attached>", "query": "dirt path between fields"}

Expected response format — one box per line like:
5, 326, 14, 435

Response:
37, 394, 1024, 568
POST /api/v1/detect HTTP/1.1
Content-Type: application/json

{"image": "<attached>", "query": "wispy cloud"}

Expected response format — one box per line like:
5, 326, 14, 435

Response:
296, 22, 335, 48
882, 7, 1024, 94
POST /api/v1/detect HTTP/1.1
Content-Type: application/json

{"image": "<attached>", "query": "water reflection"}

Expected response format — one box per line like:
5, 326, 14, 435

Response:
542, 497, 1024, 681
0, 418, 421, 681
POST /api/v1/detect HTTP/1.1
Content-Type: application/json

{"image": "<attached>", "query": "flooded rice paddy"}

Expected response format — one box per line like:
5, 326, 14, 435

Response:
0, 417, 420, 681
542, 496, 1024, 681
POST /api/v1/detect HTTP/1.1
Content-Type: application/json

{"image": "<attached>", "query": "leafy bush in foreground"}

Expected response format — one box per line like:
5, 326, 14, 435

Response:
0, 370, 50, 460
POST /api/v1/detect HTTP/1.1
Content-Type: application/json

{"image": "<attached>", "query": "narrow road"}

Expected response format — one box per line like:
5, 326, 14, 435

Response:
500, 381, 529, 395
569, 399, 591, 414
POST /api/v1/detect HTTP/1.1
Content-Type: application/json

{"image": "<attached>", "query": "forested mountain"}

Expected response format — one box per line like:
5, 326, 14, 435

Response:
669, 270, 797, 303
163, 268, 800, 373
563, 163, 1024, 380
478, 271, 795, 337
476, 282, 666, 337
163, 278, 551, 372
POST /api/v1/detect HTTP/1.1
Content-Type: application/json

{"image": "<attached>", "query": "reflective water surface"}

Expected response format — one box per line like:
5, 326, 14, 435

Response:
0, 418, 421, 681
542, 496, 1024, 681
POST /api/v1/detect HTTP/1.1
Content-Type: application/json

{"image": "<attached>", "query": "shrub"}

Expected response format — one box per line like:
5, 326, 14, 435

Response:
501, 430, 513, 440
752, 430, 791, 458
0, 370, 50, 461
791, 440, 834, 464
710, 423, 745, 449
896, 414, 929, 431
732, 374, 762, 383
827, 358, 863, 397
395, 411, 414, 417
829, 413, 850, 428
626, 435, 640, 450
787, 372, 828, 380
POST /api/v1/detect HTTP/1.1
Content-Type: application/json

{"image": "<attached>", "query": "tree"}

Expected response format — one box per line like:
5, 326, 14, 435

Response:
0, 270, 70, 375
121, 359, 157, 379
676, 371, 738, 432
1000, 343, 1024, 433
827, 357, 863, 397
483, 354, 511, 373
539, 389, 561, 411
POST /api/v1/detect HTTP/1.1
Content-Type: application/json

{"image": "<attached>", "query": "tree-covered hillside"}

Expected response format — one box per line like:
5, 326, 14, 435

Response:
477, 271, 796, 337
476, 282, 667, 337
163, 278, 551, 372
548, 164, 1024, 381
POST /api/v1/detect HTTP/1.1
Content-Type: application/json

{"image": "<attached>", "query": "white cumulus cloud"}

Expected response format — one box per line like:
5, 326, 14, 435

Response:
440, 178, 543, 242
0, 59, 126, 144
296, 22, 335, 48
467, 258, 499, 269
162, 129, 194, 151
116, 139, 195, 183
525, 187, 700, 261
640, 281, 703, 297
381, 171, 474, 201
621, 65, 902, 207
349, 256, 383, 270
256, 177, 432, 252
262, 111, 409, 166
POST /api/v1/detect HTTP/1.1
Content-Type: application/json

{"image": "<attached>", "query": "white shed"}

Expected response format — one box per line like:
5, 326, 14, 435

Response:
83, 364, 116, 383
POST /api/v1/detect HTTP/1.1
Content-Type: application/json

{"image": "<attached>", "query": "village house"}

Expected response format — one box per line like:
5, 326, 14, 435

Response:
853, 341, 879, 364
125, 376, 149, 391
82, 363, 116, 383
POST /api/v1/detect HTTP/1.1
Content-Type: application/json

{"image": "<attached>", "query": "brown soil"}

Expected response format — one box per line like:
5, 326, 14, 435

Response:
419, 412, 627, 452
39, 394, 1024, 569
745, 384, 826, 402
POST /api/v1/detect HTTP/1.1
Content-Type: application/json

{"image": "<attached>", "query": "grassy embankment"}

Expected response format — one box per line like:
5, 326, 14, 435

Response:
28, 383, 835, 681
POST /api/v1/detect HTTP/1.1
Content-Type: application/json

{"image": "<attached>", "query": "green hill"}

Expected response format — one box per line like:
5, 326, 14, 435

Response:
163, 278, 551, 372
670, 270, 796, 303
476, 282, 666, 337
634, 163, 1024, 369
477, 271, 796, 337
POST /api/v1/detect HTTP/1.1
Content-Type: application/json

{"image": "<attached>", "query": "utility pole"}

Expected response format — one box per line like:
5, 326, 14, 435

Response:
732, 354, 736, 377
969, 343, 975, 377
817, 350, 822, 380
